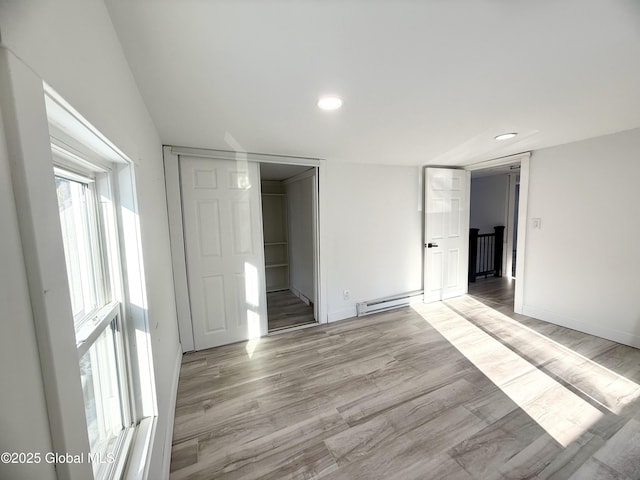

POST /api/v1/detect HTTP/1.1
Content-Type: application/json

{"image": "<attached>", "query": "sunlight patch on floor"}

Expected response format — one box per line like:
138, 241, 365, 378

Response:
245, 338, 259, 359
451, 295, 640, 415
412, 301, 604, 447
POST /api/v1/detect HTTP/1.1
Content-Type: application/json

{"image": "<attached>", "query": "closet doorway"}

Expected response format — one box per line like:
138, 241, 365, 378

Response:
260, 163, 318, 332
164, 146, 325, 352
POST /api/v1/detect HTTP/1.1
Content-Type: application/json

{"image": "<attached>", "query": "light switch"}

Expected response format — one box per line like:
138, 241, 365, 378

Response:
532, 218, 542, 229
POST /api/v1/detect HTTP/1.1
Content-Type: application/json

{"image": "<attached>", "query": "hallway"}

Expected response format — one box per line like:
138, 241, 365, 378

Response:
468, 276, 515, 311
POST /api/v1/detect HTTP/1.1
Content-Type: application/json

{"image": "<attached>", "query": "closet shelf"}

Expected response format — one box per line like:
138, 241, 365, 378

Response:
262, 184, 288, 292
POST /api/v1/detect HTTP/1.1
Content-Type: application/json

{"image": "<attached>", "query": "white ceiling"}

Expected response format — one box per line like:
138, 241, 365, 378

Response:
105, 0, 640, 167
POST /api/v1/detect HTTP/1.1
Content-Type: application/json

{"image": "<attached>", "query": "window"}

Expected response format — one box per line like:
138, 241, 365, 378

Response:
55, 166, 133, 480
55, 173, 104, 329
41, 86, 156, 480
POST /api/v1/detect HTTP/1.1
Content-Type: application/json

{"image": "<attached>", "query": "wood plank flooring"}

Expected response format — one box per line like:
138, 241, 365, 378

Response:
267, 290, 315, 331
468, 276, 516, 309
171, 282, 640, 479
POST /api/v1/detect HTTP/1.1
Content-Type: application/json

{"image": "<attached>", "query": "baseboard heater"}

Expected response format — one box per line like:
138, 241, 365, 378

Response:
356, 290, 424, 317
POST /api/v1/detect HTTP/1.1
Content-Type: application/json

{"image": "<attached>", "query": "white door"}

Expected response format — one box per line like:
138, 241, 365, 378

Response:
423, 168, 471, 303
180, 155, 268, 350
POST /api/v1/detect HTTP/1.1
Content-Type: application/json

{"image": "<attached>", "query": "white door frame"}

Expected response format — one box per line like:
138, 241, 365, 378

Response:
164, 146, 327, 352
505, 172, 518, 280
465, 152, 531, 314
282, 167, 320, 322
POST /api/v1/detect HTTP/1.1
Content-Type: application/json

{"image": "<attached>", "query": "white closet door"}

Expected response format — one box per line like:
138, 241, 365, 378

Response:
180, 155, 267, 350
423, 168, 470, 303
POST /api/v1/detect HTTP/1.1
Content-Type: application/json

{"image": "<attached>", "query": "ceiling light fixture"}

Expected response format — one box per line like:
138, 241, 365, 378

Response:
317, 96, 343, 111
495, 132, 518, 141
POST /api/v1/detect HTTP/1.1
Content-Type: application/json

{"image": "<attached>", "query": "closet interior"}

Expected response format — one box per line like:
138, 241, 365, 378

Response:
260, 163, 317, 331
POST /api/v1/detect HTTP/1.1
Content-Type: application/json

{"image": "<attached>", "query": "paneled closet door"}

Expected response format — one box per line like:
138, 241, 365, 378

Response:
180, 155, 267, 350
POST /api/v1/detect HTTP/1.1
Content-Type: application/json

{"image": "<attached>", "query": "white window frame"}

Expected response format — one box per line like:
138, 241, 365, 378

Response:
1, 53, 156, 480
54, 166, 109, 332
53, 152, 140, 480
54, 160, 133, 478
44, 85, 157, 479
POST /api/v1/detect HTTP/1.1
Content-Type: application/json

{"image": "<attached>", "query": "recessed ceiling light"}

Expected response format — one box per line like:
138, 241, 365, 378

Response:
495, 132, 518, 141
317, 96, 343, 111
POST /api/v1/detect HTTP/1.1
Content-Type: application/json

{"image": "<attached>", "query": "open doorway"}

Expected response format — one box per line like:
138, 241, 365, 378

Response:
260, 163, 318, 332
467, 159, 522, 310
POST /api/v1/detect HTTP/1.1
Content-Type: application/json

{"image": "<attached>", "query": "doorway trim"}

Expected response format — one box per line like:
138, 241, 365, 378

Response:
282, 167, 320, 325
505, 172, 518, 280
465, 151, 531, 314
163, 146, 326, 352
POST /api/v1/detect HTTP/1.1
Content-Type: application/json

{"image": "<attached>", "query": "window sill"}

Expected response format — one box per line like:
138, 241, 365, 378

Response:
123, 417, 156, 480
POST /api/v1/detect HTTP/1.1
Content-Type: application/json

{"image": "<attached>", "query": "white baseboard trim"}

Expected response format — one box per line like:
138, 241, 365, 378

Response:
328, 307, 357, 323
160, 344, 182, 478
289, 286, 300, 298
522, 305, 640, 349
290, 286, 312, 306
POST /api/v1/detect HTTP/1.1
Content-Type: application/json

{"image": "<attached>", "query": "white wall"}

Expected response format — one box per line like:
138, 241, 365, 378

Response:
324, 162, 423, 321
522, 128, 640, 347
286, 173, 315, 302
0, 1, 180, 477
470, 174, 509, 233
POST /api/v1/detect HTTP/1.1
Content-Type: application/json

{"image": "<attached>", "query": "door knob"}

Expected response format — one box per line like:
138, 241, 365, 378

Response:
426, 242, 439, 248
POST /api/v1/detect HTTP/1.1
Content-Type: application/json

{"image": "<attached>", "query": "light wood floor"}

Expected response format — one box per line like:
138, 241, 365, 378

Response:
267, 290, 316, 331
170, 283, 640, 479
468, 276, 516, 309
